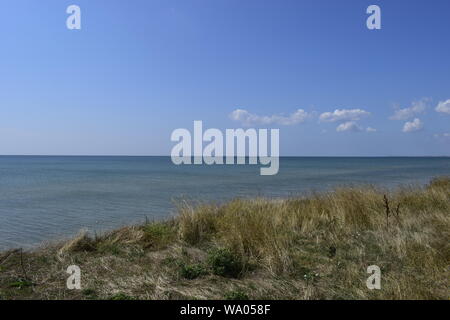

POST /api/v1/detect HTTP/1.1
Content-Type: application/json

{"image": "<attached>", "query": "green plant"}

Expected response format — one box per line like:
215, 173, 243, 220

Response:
9, 279, 33, 289
207, 248, 242, 278
82, 288, 97, 299
96, 242, 121, 255
109, 293, 135, 300
179, 263, 207, 280
224, 289, 249, 300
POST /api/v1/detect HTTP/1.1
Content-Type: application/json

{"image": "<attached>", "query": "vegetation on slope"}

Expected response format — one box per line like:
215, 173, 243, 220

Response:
0, 177, 449, 300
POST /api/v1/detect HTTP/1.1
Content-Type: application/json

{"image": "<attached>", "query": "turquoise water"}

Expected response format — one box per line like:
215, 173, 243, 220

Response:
0, 156, 448, 250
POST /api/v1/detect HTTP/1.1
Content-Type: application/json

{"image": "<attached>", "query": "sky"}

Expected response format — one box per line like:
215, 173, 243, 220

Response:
0, 0, 449, 156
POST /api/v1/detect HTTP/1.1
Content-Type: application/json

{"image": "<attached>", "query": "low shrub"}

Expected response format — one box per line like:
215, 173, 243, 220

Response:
224, 289, 249, 300
179, 263, 208, 280
207, 248, 243, 278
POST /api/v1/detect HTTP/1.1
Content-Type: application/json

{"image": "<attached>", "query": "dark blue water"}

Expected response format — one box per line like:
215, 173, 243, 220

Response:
0, 156, 448, 250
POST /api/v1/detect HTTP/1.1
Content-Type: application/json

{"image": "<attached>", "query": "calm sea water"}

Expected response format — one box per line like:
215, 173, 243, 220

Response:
0, 156, 448, 250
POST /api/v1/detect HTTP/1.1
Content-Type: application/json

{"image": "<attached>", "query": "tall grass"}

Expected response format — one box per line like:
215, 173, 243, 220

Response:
1, 177, 448, 299
175, 177, 449, 298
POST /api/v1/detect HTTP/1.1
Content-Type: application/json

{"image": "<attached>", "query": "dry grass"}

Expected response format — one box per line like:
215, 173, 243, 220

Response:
0, 177, 449, 300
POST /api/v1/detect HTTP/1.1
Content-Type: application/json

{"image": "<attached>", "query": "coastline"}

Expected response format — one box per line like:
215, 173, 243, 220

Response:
0, 177, 448, 300
1, 156, 449, 250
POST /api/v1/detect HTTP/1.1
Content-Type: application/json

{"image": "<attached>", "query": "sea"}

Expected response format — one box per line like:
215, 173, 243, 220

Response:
0, 156, 448, 250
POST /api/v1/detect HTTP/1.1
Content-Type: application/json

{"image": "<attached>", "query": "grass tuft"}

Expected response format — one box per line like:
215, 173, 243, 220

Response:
224, 289, 249, 300
179, 263, 208, 280
207, 248, 243, 278
142, 222, 176, 249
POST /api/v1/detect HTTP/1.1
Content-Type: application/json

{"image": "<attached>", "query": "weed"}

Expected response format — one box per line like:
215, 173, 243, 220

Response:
207, 248, 243, 278
179, 263, 208, 280
224, 289, 249, 300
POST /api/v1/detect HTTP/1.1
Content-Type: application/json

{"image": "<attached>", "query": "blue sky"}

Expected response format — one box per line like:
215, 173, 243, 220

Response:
0, 0, 449, 156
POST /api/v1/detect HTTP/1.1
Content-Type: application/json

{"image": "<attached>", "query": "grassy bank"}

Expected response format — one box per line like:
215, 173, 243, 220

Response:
0, 177, 449, 300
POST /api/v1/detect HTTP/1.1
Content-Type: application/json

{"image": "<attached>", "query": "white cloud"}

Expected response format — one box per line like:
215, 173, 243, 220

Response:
319, 109, 370, 122
366, 127, 377, 132
402, 118, 423, 133
435, 99, 450, 114
230, 109, 309, 126
434, 133, 450, 139
389, 99, 427, 120
336, 121, 362, 132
